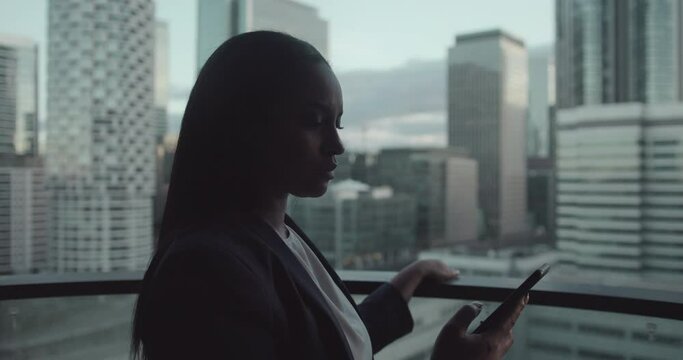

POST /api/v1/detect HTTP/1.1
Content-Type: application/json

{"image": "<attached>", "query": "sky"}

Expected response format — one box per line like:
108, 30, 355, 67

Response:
0, 0, 554, 88
0, 0, 554, 149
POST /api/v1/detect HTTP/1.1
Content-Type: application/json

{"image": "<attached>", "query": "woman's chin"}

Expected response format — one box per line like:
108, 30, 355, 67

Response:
292, 182, 330, 198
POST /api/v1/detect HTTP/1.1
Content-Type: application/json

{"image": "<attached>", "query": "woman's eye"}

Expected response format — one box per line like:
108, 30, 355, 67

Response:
304, 112, 324, 126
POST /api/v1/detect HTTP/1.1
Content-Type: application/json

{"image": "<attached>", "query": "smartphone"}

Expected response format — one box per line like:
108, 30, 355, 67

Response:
472, 263, 550, 334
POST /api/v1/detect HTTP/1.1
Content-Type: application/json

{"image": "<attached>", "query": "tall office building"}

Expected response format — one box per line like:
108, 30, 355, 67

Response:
46, 0, 155, 272
447, 29, 528, 243
556, 104, 683, 278
555, 0, 683, 279
154, 21, 169, 143
0, 34, 38, 156
0, 156, 48, 275
527, 157, 554, 243
152, 20, 170, 245
556, 0, 683, 109
289, 180, 417, 270
527, 46, 556, 158
0, 34, 47, 275
197, 0, 329, 72
445, 157, 479, 245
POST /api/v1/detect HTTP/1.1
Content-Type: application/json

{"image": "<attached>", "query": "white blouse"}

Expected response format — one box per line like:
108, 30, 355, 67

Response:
279, 224, 373, 360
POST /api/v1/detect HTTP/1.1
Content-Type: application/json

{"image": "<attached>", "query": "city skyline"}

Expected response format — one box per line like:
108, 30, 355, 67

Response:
0, 0, 554, 152
1, 1, 683, 359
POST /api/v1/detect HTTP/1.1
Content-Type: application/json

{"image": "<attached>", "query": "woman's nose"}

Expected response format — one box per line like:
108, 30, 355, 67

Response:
324, 128, 345, 156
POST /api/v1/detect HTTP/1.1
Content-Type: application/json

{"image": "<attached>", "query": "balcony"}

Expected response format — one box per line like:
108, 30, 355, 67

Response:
2, 272, 682, 359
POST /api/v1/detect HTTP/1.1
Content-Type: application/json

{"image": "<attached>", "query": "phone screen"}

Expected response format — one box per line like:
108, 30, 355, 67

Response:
472, 263, 550, 334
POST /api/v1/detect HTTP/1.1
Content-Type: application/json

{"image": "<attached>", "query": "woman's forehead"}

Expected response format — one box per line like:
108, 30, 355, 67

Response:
287, 63, 343, 110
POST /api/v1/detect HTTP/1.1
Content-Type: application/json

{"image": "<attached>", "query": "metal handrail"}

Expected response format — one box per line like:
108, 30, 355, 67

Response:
1, 271, 682, 321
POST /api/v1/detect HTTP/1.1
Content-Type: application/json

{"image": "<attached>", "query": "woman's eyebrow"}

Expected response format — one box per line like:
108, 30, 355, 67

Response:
306, 101, 343, 116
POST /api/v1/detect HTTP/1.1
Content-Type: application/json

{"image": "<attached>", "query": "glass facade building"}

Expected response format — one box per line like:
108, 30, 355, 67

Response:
527, 45, 556, 158
556, 103, 683, 279
197, 0, 328, 72
447, 30, 528, 244
555, 0, 683, 281
556, 0, 683, 109
46, 0, 155, 272
0, 34, 45, 275
0, 35, 38, 157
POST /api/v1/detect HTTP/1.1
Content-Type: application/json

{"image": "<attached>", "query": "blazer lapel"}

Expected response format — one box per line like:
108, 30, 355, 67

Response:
285, 215, 361, 313
242, 216, 354, 360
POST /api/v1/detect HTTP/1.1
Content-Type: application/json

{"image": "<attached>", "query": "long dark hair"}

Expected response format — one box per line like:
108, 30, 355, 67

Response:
131, 31, 329, 359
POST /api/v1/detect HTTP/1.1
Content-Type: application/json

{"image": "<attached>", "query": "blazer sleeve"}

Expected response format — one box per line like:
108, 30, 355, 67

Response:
356, 282, 414, 354
145, 246, 276, 359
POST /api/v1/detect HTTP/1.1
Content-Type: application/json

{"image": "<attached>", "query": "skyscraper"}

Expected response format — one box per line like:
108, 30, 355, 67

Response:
445, 156, 479, 245
154, 21, 169, 143
556, 104, 683, 278
447, 29, 528, 243
46, 0, 155, 272
0, 34, 38, 156
555, 0, 683, 279
556, 0, 683, 109
152, 20, 170, 245
0, 34, 46, 275
527, 45, 556, 158
197, 0, 328, 72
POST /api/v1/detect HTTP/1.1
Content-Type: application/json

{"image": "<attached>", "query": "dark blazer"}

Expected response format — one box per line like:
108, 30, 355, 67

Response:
142, 215, 414, 359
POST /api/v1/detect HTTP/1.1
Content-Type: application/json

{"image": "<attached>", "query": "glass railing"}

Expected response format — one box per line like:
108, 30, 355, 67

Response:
2, 272, 682, 359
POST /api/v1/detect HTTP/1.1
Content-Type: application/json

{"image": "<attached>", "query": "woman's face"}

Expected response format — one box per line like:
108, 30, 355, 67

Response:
264, 62, 345, 198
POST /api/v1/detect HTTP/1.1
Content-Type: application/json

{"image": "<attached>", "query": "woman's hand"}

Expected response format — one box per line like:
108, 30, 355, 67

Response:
390, 260, 459, 303
431, 295, 529, 360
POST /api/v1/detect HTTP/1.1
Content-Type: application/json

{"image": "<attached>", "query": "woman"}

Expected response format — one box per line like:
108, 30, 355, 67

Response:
132, 31, 526, 360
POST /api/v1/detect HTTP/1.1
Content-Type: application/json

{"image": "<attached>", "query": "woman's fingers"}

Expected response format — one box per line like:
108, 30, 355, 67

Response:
445, 302, 484, 337
501, 294, 528, 332
418, 260, 459, 281
410, 260, 460, 282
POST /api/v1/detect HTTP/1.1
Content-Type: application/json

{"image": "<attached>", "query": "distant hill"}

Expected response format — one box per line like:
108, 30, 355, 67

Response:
337, 58, 447, 127
166, 59, 449, 150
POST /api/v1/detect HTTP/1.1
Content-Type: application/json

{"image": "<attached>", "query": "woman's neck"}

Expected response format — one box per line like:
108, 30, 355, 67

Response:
254, 194, 289, 239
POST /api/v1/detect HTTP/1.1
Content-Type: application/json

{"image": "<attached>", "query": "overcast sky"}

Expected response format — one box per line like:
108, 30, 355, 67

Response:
1, 0, 554, 150
0, 0, 553, 88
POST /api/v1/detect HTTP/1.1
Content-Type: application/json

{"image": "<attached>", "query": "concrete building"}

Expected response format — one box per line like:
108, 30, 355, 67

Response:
555, 0, 683, 281
154, 21, 169, 143
527, 157, 554, 243
448, 29, 528, 243
46, 0, 156, 272
153, 135, 176, 246
527, 46, 556, 158
197, 0, 328, 72
289, 180, 417, 270
0, 156, 48, 275
556, 104, 683, 279
0, 34, 46, 275
372, 148, 478, 249
0, 34, 38, 156
444, 156, 478, 246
